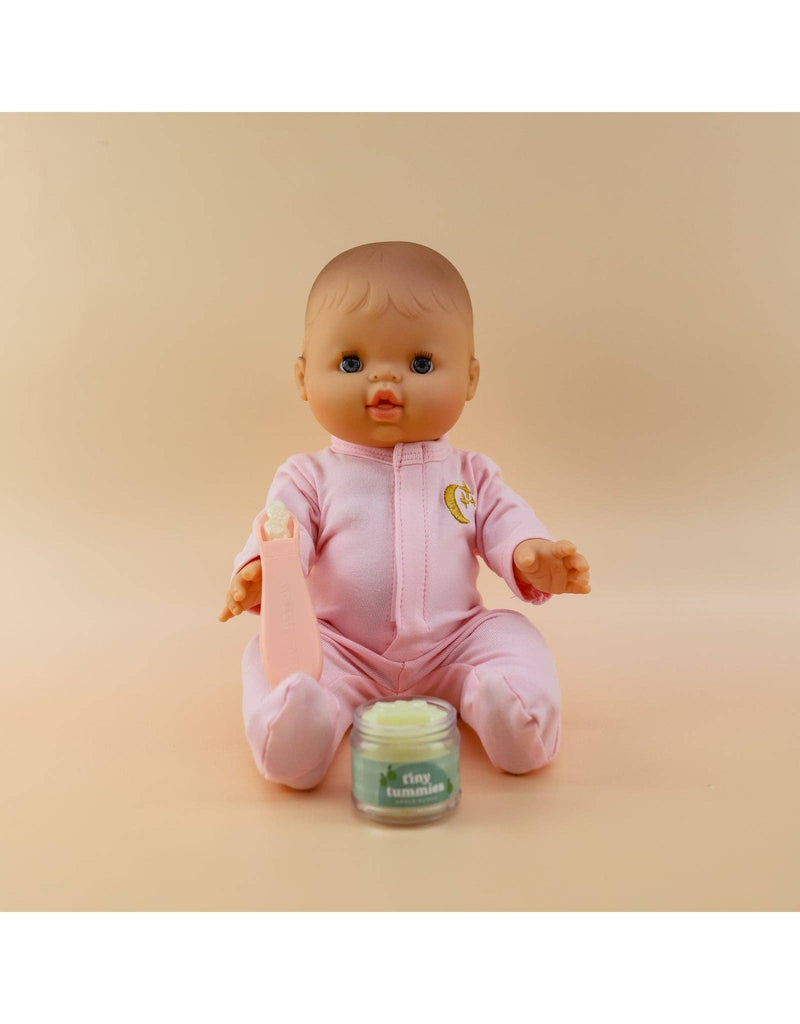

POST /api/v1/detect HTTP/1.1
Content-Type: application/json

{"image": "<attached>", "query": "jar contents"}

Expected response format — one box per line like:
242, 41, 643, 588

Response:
350, 697, 460, 825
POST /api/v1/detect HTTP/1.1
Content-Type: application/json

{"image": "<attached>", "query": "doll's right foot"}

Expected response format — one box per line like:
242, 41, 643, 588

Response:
245, 672, 340, 790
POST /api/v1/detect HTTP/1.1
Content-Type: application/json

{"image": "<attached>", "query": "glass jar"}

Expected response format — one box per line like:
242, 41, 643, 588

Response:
350, 697, 461, 825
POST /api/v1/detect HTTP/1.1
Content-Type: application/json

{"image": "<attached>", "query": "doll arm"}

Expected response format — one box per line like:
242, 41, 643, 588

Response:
230, 458, 320, 616
472, 454, 553, 605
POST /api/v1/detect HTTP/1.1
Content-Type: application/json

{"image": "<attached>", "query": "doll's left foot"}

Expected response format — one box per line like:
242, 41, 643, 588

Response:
460, 667, 559, 774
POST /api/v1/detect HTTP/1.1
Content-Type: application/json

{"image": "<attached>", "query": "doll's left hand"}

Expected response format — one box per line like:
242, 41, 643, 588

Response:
513, 538, 591, 595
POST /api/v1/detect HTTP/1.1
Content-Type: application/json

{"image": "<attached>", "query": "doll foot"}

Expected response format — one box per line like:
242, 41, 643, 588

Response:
245, 672, 340, 790
461, 667, 559, 774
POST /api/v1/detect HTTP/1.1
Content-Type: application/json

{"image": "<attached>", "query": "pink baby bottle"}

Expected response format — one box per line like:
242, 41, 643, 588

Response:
254, 501, 323, 687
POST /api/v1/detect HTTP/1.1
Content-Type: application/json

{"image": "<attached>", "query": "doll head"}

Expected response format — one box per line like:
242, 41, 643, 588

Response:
294, 241, 480, 447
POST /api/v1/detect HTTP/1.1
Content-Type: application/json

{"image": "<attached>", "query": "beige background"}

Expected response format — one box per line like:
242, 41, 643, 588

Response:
1, 113, 798, 910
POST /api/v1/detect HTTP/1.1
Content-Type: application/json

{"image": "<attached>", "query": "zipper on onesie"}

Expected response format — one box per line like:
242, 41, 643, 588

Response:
391, 442, 430, 636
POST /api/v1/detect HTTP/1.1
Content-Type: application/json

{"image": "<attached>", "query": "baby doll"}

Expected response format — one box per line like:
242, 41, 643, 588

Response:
220, 241, 590, 790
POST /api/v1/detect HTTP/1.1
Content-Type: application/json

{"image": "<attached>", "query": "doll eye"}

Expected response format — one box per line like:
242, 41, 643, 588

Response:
411, 353, 434, 374
339, 354, 363, 373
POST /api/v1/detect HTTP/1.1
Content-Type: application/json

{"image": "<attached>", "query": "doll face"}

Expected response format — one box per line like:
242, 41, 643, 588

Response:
296, 304, 480, 447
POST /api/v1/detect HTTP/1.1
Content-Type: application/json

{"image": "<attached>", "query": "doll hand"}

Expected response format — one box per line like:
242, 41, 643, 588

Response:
218, 559, 262, 621
512, 539, 591, 596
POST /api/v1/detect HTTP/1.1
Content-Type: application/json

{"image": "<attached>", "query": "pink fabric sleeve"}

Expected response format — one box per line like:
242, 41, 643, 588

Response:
472, 453, 553, 605
231, 457, 320, 616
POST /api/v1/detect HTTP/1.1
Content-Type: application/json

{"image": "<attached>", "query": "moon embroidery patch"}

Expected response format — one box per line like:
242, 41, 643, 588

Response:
443, 481, 476, 524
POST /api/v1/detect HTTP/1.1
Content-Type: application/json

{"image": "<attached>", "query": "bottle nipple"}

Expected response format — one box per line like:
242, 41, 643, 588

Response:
264, 501, 292, 540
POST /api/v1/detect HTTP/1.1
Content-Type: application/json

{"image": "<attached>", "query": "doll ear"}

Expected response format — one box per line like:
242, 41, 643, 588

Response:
466, 357, 480, 401
294, 355, 308, 401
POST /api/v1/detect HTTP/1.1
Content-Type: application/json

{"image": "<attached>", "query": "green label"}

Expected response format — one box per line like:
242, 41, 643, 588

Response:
351, 752, 460, 809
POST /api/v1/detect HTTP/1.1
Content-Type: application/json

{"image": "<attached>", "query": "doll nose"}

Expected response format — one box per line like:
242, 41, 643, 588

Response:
369, 366, 402, 383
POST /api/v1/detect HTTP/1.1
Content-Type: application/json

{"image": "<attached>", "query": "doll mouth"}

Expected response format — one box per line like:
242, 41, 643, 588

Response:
368, 389, 402, 407
367, 403, 403, 421
367, 390, 403, 419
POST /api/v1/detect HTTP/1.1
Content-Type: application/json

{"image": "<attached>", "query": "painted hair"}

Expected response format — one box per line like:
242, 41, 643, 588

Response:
304, 241, 473, 333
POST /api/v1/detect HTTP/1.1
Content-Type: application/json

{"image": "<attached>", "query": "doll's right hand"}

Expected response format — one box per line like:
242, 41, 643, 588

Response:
218, 559, 262, 621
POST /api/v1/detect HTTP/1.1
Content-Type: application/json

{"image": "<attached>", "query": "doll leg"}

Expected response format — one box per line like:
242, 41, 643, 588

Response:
241, 631, 378, 790
426, 610, 561, 774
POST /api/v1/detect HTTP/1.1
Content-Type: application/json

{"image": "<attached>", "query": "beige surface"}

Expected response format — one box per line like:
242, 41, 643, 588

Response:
1, 113, 798, 910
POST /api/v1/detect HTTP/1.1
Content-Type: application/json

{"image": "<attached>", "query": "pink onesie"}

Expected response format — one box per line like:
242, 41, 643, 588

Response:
233, 435, 561, 789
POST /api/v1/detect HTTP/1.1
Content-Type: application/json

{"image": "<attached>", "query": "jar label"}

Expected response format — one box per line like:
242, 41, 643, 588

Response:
351, 752, 460, 809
